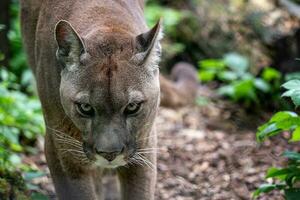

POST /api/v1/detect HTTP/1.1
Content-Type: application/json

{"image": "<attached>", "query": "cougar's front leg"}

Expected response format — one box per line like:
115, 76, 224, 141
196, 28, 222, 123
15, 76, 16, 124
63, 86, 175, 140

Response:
118, 153, 157, 200
45, 132, 100, 200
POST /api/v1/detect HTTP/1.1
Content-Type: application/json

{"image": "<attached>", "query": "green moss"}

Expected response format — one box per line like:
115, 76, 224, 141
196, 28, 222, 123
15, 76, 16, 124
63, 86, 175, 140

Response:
0, 169, 30, 200
0, 178, 10, 199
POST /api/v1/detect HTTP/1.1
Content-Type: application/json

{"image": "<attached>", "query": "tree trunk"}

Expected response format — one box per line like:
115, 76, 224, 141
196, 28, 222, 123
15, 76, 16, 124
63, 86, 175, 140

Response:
0, 0, 10, 67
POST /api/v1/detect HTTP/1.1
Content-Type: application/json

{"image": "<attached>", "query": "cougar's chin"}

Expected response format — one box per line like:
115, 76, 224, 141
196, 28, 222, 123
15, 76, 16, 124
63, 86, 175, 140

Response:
93, 155, 127, 169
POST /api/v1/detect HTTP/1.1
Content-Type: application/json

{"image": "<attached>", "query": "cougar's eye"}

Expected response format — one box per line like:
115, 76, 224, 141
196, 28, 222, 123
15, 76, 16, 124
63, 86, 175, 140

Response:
76, 103, 95, 117
124, 102, 142, 116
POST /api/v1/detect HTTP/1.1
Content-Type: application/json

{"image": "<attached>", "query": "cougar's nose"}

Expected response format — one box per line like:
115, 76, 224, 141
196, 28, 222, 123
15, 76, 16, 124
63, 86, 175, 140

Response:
95, 147, 124, 162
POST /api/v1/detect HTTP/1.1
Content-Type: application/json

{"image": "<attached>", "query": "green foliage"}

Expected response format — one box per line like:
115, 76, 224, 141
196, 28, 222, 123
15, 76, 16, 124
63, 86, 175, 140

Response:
0, 67, 44, 169
198, 53, 282, 106
253, 183, 286, 198
285, 72, 300, 81
145, 3, 189, 63
145, 4, 183, 34
0, 62, 47, 199
0, 2, 48, 198
256, 111, 300, 142
0, 169, 30, 200
9, 0, 28, 75
292, 0, 300, 5
282, 80, 300, 107
254, 151, 300, 199
254, 80, 300, 199
6, 0, 35, 95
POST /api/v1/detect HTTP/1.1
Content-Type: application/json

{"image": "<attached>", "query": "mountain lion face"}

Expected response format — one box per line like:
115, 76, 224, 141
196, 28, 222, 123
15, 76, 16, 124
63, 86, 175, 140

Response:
55, 20, 162, 168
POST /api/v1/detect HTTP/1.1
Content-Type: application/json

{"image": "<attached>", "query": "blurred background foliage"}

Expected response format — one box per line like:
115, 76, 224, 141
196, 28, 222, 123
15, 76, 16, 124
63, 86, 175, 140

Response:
1, 0, 300, 199
0, 0, 45, 198
146, 0, 300, 108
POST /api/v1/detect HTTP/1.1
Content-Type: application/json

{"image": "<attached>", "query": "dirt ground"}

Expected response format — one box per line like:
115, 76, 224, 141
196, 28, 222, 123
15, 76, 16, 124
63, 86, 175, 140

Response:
26, 87, 295, 200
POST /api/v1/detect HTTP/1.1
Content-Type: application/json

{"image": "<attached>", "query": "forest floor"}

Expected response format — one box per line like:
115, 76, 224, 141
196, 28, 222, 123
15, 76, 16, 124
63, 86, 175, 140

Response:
26, 86, 295, 200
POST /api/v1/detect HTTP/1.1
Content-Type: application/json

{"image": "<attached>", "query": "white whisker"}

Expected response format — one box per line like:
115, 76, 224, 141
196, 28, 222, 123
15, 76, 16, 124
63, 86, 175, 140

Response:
138, 151, 162, 155
135, 154, 155, 172
136, 134, 157, 142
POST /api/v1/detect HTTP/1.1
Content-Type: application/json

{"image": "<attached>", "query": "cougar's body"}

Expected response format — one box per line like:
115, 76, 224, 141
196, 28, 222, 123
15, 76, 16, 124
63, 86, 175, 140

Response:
20, 0, 197, 199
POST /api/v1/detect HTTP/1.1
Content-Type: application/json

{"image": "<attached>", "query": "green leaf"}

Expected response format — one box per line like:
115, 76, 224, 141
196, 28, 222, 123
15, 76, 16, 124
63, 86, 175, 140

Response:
234, 79, 257, 101
9, 143, 23, 152
21, 69, 34, 86
283, 151, 300, 161
285, 188, 300, 200
291, 90, 300, 107
223, 52, 249, 73
282, 80, 300, 90
257, 123, 281, 142
260, 112, 300, 132
266, 167, 290, 179
286, 173, 297, 187
198, 59, 225, 69
282, 89, 299, 98
254, 78, 270, 92
217, 85, 235, 96
8, 154, 21, 165
276, 117, 300, 130
0, 24, 6, 31
281, 80, 300, 106
270, 111, 298, 123
31, 192, 49, 200
255, 112, 300, 141
285, 72, 300, 81
24, 171, 46, 181
198, 70, 216, 82
253, 183, 285, 198
262, 67, 281, 81
291, 127, 300, 142
0, 53, 5, 61
217, 71, 238, 81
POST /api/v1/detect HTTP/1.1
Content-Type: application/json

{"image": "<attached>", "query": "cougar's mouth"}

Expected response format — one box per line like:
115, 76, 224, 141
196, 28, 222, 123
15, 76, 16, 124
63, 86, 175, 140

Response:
94, 154, 127, 168
82, 143, 133, 168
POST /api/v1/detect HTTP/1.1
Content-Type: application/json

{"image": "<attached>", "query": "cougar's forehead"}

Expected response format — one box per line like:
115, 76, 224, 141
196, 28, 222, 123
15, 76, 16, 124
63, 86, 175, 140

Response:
83, 33, 135, 59
75, 55, 146, 112
88, 54, 143, 85
68, 34, 155, 110
79, 34, 142, 87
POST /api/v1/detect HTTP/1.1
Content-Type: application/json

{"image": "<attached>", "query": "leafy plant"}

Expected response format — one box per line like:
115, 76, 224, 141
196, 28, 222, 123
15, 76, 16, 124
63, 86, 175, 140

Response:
282, 80, 300, 107
0, 67, 44, 168
9, 0, 28, 74
0, 67, 48, 200
285, 72, 300, 81
254, 79, 300, 199
198, 53, 282, 106
7, 0, 35, 95
145, 4, 183, 34
0, 1, 47, 196
145, 3, 190, 65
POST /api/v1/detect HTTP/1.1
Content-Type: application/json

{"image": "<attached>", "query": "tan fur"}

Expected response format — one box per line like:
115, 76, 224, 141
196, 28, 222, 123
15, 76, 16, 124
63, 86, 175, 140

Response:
20, 1, 197, 199
160, 62, 198, 108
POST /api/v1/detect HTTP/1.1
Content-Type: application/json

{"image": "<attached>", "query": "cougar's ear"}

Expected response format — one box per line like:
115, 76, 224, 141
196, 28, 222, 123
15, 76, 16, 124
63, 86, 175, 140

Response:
55, 20, 85, 71
134, 19, 163, 66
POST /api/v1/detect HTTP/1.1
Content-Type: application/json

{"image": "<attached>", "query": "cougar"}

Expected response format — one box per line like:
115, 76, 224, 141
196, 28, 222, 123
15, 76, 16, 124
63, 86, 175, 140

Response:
20, 0, 198, 199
